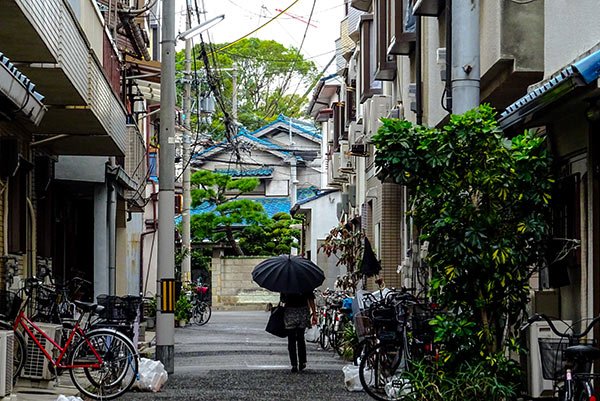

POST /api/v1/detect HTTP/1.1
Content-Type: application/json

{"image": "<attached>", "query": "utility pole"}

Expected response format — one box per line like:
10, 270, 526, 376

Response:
451, 0, 480, 114
232, 61, 238, 124
181, 0, 192, 284
157, 0, 175, 374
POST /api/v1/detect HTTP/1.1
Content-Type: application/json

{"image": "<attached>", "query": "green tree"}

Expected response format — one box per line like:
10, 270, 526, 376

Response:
177, 38, 318, 134
238, 212, 300, 256
190, 171, 269, 255
372, 105, 553, 397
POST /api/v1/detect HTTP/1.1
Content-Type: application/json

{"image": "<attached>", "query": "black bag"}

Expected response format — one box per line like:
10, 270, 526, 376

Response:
265, 305, 287, 338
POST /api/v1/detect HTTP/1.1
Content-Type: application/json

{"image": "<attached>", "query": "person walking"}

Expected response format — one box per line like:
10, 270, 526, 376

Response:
280, 291, 317, 372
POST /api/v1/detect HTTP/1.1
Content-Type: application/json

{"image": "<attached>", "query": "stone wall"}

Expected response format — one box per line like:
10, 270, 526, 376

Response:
211, 256, 279, 309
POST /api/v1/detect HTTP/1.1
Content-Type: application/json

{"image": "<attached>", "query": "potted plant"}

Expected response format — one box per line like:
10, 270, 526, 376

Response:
175, 293, 192, 327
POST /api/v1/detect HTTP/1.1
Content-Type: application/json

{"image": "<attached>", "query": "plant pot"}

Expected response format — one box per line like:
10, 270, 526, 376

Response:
178, 319, 187, 327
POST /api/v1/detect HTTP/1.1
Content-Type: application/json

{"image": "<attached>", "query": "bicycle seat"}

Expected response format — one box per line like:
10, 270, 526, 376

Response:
565, 344, 600, 361
74, 300, 104, 314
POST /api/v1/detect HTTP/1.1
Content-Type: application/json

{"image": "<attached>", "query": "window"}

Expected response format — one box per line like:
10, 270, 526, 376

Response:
374, 0, 396, 81
387, 0, 416, 55
359, 15, 383, 103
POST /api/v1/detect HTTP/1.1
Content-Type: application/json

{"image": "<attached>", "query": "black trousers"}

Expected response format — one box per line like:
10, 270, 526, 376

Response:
287, 328, 306, 367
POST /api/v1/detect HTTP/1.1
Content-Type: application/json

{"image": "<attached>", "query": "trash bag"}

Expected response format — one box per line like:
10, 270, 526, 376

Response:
56, 396, 84, 401
133, 357, 169, 392
305, 325, 320, 343
342, 364, 364, 392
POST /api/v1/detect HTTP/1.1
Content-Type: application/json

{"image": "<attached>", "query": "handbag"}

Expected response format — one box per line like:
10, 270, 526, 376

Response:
265, 304, 287, 338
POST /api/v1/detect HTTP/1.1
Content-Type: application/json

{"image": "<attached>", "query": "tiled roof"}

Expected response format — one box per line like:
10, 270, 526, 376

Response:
214, 167, 274, 177
0, 52, 45, 102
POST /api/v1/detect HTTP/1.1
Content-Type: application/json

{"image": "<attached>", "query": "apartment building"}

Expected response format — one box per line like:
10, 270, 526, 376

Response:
0, 0, 155, 300
315, 0, 600, 327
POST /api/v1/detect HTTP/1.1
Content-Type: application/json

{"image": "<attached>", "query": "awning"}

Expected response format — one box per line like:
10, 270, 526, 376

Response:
0, 52, 46, 125
499, 48, 600, 129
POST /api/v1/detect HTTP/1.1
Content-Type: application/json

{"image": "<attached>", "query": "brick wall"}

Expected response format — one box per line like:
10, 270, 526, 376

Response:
211, 256, 279, 309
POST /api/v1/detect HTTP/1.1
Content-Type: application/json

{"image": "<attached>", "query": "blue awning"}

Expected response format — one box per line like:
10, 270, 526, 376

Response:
499, 48, 600, 129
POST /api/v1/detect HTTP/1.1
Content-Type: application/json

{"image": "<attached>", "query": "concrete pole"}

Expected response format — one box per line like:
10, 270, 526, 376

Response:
232, 62, 238, 124
156, 0, 175, 374
451, 0, 480, 114
181, 1, 192, 284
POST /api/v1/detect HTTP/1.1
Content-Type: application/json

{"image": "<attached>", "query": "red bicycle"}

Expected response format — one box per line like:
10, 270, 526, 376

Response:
0, 278, 138, 400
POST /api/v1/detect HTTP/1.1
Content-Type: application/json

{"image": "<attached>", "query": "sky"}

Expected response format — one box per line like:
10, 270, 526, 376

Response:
175, 0, 345, 75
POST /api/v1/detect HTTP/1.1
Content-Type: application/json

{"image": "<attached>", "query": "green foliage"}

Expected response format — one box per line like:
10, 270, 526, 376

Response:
402, 355, 522, 401
319, 222, 364, 290
238, 212, 300, 256
372, 105, 553, 383
175, 293, 192, 322
178, 38, 319, 134
190, 171, 268, 255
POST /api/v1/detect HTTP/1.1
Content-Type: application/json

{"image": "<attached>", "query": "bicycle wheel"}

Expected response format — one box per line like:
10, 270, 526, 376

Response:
68, 329, 138, 400
359, 342, 413, 401
194, 302, 211, 326
0, 321, 26, 384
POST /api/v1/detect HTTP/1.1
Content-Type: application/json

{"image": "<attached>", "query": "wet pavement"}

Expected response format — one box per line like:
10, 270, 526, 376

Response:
126, 310, 369, 401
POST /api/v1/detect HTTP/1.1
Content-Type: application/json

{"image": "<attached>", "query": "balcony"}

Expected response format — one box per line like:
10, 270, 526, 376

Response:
479, 0, 544, 111
0, 0, 127, 156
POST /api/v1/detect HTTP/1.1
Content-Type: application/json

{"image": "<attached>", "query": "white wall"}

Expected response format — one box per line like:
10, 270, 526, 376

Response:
545, 0, 600, 76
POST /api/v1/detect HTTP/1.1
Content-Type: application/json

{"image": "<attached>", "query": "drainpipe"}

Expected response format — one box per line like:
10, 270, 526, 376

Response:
451, 0, 480, 114
26, 198, 37, 277
142, 180, 158, 296
108, 158, 117, 296
445, 0, 453, 112
415, 15, 423, 125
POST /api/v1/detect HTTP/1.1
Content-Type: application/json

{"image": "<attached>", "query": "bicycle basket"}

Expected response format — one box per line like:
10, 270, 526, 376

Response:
31, 285, 59, 323
354, 311, 373, 341
0, 289, 22, 321
538, 338, 568, 380
97, 295, 142, 323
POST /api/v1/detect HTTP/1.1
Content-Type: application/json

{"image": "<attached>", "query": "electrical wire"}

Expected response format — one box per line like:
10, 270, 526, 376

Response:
215, 0, 301, 53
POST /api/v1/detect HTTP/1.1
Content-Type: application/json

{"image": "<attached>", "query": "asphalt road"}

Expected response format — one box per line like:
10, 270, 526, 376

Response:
127, 310, 370, 401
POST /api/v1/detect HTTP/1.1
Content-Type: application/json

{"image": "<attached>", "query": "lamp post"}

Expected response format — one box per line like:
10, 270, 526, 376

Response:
157, 6, 224, 374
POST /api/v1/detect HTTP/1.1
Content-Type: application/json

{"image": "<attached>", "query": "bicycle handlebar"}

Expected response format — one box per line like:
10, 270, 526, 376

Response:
522, 313, 600, 339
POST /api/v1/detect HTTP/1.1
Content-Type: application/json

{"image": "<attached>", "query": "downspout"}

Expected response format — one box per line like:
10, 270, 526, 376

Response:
415, 15, 423, 125
445, 0, 453, 113
26, 197, 36, 277
1, 179, 8, 255
142, 180, 158, 296
108, 159, 117, 295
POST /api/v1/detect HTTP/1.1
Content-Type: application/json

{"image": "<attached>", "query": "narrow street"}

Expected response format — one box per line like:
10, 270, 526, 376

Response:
128, 311, 369, 401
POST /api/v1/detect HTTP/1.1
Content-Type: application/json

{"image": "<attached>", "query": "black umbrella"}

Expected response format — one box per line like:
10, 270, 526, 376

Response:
251, 255, 325, 293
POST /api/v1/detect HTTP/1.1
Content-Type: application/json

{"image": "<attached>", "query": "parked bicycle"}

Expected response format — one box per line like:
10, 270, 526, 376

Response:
0, 278, 139, 400
522, 313, 600, 401
188, 284, 211, 326
357, 289, 438, 401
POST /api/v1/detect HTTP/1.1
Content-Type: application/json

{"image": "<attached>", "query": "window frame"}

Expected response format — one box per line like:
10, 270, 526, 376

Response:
359, 14, 383, 103
387, 0, 416, 55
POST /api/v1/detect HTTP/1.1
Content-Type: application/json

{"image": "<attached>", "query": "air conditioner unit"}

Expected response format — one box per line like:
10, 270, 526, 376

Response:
348, 121, 364, 144
339, 141, 350, 171
368, 95, 391, 137
21, 323, 62, 381
0, 330, 14, 396
528, 320, 572, 398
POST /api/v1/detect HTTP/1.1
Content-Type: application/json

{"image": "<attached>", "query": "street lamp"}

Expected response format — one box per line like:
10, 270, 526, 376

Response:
156, 3, 224, 374
177, 14, 225, 41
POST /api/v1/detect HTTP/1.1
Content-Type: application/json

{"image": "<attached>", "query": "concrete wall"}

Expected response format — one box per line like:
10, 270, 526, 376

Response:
545, 0, 600, 76
211, 256, 279, 309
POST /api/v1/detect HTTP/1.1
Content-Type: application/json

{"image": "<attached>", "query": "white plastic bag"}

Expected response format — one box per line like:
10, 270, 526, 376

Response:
133, 357, 169, 392
342, 364, 364, 392
56, 396, 84, 401
305, 325, 320, 343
